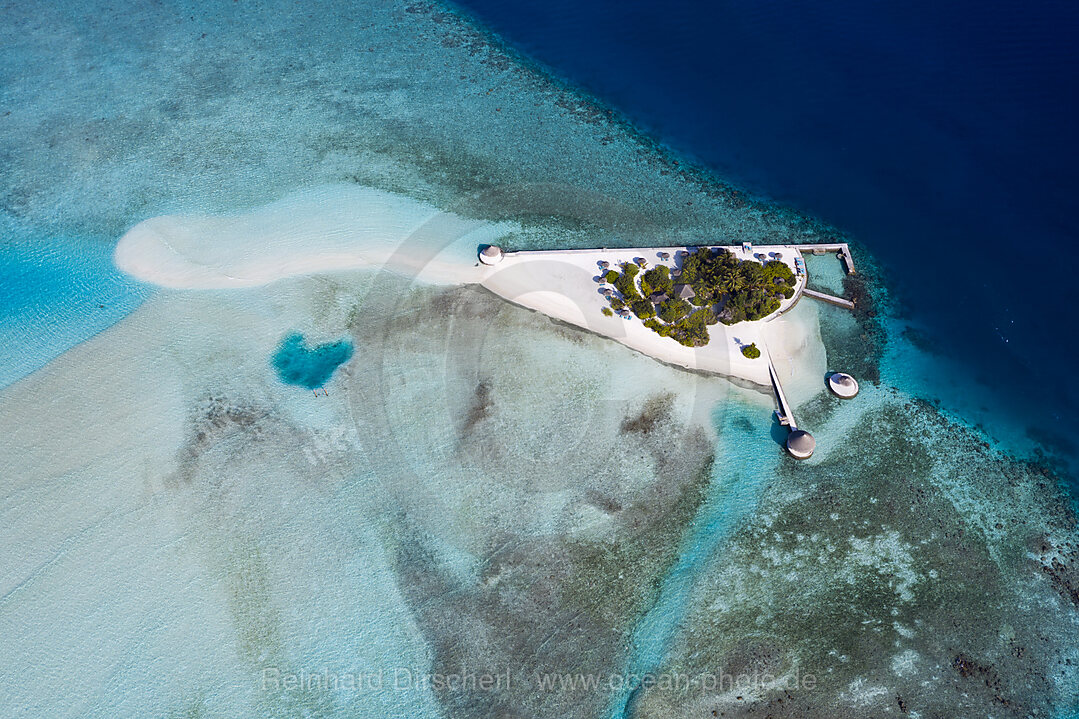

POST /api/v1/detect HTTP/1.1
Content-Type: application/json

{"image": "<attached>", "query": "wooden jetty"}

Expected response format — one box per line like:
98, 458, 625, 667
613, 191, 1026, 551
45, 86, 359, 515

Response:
768, 359, 798, 429
802, 288, 855, 310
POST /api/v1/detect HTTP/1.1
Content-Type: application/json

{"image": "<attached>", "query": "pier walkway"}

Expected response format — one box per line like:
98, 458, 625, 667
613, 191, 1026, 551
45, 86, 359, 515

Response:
802, 288, 855, 310
768, 358, 798, 429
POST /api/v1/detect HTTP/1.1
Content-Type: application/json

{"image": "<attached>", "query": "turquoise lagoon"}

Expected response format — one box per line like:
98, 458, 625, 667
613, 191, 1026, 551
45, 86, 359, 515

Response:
272, 333, 354, 390
0, 220, 151, 388
0, 1, 1076, 718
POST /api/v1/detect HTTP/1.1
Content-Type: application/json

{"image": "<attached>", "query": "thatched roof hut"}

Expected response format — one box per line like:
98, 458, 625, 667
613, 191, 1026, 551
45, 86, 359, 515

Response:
673, 283, 695, 300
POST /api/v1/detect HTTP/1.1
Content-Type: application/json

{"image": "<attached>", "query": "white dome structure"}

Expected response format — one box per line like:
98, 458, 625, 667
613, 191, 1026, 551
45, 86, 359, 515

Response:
827, 372, 859, 399
786, 429, 816, 459
479, 245, 504, 265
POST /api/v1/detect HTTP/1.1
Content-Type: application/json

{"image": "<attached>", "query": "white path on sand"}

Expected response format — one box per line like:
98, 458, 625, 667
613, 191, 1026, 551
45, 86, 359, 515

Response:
115, 185, 827, 393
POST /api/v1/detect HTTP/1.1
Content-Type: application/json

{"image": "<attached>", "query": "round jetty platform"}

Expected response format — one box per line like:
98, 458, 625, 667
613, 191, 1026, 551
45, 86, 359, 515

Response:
828, 372, 859, 398
479, 245, 504, 265
786, 429, 816, 459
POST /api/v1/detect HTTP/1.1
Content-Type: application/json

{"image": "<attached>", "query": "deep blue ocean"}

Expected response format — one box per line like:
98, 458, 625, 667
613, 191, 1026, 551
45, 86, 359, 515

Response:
451, 0, 1079, 471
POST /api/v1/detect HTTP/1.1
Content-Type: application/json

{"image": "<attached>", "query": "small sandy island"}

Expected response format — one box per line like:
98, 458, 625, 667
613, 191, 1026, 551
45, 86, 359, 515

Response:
478, 246, 826, 396
115, 185, 832, 398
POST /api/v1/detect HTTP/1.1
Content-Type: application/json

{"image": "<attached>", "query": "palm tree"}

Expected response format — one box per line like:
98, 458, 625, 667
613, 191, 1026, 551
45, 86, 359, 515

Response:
718, 271, 745, 295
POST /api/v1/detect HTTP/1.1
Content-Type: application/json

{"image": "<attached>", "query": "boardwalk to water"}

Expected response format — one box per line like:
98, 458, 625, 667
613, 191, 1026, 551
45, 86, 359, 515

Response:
767, 359, 797, 429
802, 287, 855, 309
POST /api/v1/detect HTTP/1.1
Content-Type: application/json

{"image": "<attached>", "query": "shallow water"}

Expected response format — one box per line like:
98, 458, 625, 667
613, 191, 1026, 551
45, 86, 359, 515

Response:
800, 252, 847, 296
0, 220, 151, 388
608, 403, 782, 719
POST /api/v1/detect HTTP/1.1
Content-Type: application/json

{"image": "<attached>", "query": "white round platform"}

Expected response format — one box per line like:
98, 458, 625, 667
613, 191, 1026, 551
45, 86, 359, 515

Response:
786, 429, 815, 459
827, 372, 859, 398
479, 245, 504, 265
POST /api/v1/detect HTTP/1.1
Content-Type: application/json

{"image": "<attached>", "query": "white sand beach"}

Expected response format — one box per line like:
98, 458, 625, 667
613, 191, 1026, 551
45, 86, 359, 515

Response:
114, 184, 517, 289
